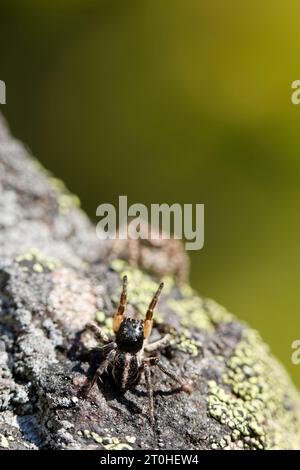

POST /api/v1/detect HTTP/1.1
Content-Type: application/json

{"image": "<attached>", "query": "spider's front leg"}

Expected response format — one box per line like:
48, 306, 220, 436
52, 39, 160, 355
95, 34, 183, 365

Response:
143, 282, 164, 344
85, 321, 112, 344
113, 275, 128, 333
79, 345, 116, 398
144, 334, 171, 353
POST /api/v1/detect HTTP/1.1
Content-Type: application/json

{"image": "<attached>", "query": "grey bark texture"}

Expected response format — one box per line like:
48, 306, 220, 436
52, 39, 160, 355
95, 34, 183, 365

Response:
0, 112, 300, 450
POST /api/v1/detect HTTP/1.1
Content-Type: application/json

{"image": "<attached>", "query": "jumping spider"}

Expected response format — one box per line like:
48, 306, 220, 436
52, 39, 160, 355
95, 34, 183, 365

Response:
81, 275, 192, 424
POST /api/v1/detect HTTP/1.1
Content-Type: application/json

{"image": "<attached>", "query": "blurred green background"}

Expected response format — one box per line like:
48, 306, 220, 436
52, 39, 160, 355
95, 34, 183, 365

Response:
1, 0, 300, 385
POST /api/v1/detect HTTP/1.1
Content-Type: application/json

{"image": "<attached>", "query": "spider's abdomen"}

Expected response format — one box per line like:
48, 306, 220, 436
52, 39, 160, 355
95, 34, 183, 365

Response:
112, 351, 140, 391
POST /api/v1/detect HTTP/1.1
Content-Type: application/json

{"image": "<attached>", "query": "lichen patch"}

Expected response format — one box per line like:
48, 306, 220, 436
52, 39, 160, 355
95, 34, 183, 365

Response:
208, 329, 300, 450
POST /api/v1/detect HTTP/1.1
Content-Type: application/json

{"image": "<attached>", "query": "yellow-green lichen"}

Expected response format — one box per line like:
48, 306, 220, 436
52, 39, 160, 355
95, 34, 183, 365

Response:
48, 176, 81, 215
33, 263, 43, 273
90, 432, 103, 444
58, 193, 81, 215
208, 329, 300, 450
179, 283, 194, 298
168, 291, 234, 333
49, 176, 67, 192
15, 248, 61, 273
80, 429, 134, 450
167, 297, 214, 332
95, 308, 114, 337
104, 443, 133, 450
125, 435, 136, 444
95, 311, 106, 324
203, 298, 235, 326
169, 328, 202, 357
31, 161, 82, 216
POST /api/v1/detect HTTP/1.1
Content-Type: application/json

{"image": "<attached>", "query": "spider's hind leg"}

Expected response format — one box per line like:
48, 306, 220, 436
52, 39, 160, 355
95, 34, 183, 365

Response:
155, 359, 193, 394
144, 362, 155, 425
79, 345, 116, 398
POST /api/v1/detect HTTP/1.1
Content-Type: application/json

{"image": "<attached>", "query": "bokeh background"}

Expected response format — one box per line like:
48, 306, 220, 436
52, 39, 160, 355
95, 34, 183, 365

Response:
1, 0, 300, 385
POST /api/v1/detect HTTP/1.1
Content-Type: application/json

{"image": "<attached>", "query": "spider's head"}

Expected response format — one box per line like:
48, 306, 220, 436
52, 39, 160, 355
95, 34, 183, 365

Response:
115, 318, 144, 353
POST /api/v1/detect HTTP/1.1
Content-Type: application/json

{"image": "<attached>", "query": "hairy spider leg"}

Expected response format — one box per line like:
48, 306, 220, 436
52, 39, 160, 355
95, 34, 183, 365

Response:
141, 355, 192, 424
85, 322, 111, 344
155, 359, 193, 394
80, 346, 116, 397
144, 334, 171, 352
113, 275, 128, 333
144, 363, 155, 424
144, 282, 164, 341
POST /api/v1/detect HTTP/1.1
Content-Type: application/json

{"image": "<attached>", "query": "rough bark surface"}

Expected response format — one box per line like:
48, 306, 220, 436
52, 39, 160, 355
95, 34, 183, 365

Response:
0, 113, 300, 450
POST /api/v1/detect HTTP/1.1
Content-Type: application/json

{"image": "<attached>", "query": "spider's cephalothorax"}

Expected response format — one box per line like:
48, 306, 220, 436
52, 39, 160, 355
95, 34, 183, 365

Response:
115, 318, 144, 353
81, 276, 192, 424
